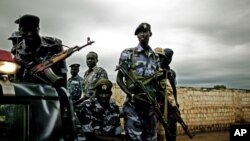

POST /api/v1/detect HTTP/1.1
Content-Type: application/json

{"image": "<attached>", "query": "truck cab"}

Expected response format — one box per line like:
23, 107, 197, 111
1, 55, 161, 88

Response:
0, 49, 76, 141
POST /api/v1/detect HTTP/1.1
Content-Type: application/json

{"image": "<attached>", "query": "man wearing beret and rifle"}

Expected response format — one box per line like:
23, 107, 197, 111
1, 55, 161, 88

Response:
116, 22, 161, 141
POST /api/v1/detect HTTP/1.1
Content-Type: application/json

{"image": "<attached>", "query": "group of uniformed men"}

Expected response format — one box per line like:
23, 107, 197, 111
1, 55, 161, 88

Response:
8, 14, 179, 141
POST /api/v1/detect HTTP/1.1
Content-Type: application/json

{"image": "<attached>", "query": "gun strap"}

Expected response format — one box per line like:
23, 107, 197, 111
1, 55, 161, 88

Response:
126, 47, 161, 87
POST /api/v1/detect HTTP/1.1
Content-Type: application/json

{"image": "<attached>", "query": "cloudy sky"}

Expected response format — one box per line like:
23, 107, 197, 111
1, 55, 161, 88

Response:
0, 0, 249, 89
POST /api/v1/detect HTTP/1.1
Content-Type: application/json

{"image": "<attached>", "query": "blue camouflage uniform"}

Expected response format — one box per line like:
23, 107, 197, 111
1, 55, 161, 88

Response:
67, 74, 84, 101
83, 66, 108, 98
119, 44, 161, 141
79, 97, 122, 137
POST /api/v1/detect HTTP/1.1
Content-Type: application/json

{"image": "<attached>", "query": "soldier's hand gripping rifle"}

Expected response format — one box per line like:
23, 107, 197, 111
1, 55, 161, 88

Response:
115, 65, 171, 141
30, 37, 94, 75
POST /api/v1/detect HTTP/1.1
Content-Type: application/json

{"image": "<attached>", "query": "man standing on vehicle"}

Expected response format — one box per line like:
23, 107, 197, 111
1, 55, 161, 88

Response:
116, 23, 161, 141
10, 14, 76, 140
11, 14, 67, 88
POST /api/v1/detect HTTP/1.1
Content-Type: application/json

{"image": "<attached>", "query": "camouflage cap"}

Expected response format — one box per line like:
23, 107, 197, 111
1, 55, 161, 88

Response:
94, 79, 113, 92
154, 47, 165, 56
134, 22, 151, 35
69, 63, 80, 68
15, 14, 40, 28
8, 31, 22, 40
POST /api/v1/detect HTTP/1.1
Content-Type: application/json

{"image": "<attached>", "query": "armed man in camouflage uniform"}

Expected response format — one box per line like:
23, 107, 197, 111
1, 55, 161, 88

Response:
82, 51, 108, 99
67, 63, 85, 141
78, 79, 123, 141
163, 48, 178, 141
154, 47, 178, 141
67, 63, 84, 102
9, 15, 77, 140
116, 23, 161, 141
11, 14, 67, 88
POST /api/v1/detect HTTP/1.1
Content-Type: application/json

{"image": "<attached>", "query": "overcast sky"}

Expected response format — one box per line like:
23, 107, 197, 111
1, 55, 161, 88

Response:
0, 0, 249, 89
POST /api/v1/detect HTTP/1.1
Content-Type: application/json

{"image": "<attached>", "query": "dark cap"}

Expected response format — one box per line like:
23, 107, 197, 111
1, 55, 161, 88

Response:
69, 63, 80, 68
164, 48, 174, 58
8, 31, 22, 40
15, 14, 40, 28
134, 22, 151, 35
94, 79, 113, 92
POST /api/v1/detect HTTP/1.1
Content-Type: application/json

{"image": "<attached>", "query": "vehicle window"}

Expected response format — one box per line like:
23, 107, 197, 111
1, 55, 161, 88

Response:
0, 104, 27, 141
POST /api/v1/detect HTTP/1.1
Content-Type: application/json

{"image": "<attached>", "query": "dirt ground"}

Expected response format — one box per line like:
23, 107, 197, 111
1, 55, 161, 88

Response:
176, 131, 229, 141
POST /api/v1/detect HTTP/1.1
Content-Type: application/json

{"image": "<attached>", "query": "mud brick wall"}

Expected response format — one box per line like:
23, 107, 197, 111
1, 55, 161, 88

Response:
177, 87, 250, 134
111, 84, 250, 134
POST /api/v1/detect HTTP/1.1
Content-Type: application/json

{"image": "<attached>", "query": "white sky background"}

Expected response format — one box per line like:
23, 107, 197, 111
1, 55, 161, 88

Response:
0, 0, 250, 89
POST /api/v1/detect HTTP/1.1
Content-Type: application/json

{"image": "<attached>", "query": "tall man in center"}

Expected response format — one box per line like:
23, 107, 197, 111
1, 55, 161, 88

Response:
116, 23, 161, 141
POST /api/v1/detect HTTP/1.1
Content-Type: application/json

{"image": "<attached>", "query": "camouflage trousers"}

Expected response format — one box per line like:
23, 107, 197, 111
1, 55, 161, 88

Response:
123, 100, 157, 141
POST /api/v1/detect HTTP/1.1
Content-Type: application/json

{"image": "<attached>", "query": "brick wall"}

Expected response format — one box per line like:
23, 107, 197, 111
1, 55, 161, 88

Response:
177, 87, 250, 134
111, 84, 250, 134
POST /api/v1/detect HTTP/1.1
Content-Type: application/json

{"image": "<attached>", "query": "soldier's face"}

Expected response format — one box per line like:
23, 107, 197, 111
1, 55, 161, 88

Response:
19, 27, 40, 42
160, 55, 171, 68
70, 68, 79, 76
97, 91, 112, 104
137, 30, 151, 43
86, 53, 97, 68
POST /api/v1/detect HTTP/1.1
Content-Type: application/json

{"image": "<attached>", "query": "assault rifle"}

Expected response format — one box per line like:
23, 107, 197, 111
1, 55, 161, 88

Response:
30, 37, 94, 75
115, 65, 171, 141
116, 65, 194, 140
169, 104, 194, 139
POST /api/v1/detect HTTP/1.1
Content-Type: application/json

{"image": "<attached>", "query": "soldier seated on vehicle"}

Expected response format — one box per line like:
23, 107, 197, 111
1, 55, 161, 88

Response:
78, 79, 123, 141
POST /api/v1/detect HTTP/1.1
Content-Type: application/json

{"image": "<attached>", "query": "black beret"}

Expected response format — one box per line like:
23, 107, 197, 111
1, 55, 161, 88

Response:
134, 22, 151, 35
15, 14, 40, 28
94, 79, 113, 92
69, 63, 80, 68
